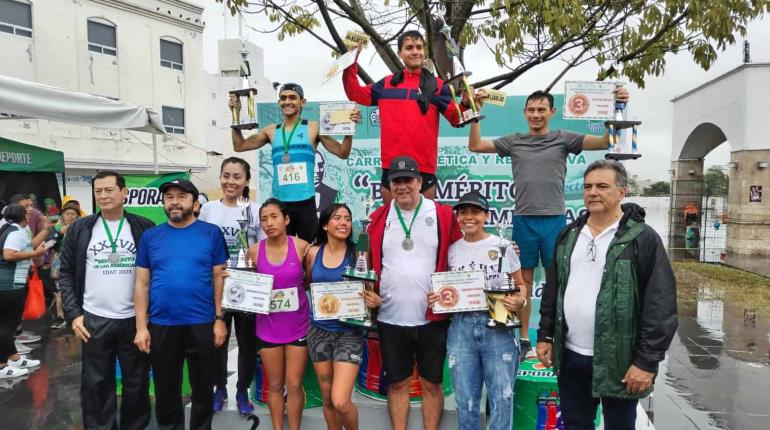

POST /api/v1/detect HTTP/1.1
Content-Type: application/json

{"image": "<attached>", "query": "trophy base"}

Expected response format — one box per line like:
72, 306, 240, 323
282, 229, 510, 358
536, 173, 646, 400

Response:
604, 120, 642, 130
231, 122, 259, 130
486, 318, 521, 329
339, 317, 377, 331
445, 71, 472, 86
605, 152, 642, 161
457, 114, 486, 128
229, 88, 258, 97
342, 271, 378, 282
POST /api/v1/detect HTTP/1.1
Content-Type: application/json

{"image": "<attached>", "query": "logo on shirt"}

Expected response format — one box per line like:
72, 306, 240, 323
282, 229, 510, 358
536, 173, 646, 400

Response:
488, 248, 499, 260
384, 220, 392, 230
370, 109, 380, 127
425, 216, 435, 227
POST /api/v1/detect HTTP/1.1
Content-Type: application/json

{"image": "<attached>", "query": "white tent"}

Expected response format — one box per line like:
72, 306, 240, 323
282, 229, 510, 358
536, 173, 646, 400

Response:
0, 73, 166, 172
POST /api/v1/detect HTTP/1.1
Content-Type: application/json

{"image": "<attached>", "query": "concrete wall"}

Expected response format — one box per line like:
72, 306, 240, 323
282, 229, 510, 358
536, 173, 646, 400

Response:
0, 0, 207, 173
725, 149, 770, 258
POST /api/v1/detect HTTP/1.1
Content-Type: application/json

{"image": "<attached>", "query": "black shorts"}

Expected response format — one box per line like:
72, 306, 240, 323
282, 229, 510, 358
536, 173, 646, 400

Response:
258, 336, 308, 349
381, 169, 437, 193
377, 320, 449, 384
307, 324, 364, 364
284, 197, 318, 242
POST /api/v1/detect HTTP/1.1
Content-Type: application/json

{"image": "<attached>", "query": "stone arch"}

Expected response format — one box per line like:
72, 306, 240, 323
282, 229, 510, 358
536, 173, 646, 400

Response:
679, 122, 728, 160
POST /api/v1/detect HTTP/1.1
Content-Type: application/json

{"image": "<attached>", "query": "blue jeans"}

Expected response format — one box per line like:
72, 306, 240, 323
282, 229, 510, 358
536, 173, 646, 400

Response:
447, 312, 520, 430
558, 348, 638, 430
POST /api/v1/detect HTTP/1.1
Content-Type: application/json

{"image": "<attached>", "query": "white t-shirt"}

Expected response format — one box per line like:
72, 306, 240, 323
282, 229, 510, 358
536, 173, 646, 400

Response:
563, 220, 620, 356
83, 218, 137, 319
199, 200, 265, 268
3, 224, 33, 286
378, 199, 439, 326
448, 234, 521, 291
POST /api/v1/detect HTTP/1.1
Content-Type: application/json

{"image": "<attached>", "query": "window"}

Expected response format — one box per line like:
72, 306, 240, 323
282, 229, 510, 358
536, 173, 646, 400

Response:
0, 0, 32, 38
162, 106, 185, 134
87, 19, 116, 56
160, 38, 183, 70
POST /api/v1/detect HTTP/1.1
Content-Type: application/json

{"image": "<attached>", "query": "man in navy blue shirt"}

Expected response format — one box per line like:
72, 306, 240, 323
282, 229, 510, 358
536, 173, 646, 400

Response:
133, 179, 229, 430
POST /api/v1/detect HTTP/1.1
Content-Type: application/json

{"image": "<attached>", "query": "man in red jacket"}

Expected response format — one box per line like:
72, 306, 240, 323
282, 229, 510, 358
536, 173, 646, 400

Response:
362, 155, 462, 430
343, 30, 477, 205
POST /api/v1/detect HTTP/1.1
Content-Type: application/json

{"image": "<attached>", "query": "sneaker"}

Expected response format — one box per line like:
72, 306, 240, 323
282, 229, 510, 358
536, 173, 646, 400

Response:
213, 388, 228, 413
236, 391, 254, 416
50, 318, 67, 330
14, 342, 34, 354
0, 366, 29, 379
16, 333, 42, 344
7, 356, 40, 369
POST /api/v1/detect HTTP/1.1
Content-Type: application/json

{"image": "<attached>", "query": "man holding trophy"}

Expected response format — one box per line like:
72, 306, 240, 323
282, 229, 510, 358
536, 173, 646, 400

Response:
428, 191, 527, 430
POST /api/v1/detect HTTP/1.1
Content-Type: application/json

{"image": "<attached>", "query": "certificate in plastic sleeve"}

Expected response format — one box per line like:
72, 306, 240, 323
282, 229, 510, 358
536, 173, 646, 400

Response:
310, 281, 366, 320
223, 270, 274, 314
430, 270, 487, 314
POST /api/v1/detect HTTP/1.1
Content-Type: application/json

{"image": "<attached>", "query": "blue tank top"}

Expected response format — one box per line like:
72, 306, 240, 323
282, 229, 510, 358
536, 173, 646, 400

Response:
271, 119, 316, 202
310, 244, 354, 332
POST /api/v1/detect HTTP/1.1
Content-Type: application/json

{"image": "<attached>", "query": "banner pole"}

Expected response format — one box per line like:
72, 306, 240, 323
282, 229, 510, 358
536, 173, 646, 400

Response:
152, 129, 159, 174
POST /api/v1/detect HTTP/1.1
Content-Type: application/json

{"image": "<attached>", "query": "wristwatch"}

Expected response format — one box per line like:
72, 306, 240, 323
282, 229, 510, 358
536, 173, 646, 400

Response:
215, 314, 225, 321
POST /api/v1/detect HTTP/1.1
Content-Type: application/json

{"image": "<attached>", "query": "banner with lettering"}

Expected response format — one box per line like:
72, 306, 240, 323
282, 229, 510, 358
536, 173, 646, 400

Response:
123, 172, 189, 225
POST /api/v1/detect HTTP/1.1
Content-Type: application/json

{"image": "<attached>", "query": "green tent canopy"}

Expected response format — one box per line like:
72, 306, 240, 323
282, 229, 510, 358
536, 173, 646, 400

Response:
0, 136, 65, 173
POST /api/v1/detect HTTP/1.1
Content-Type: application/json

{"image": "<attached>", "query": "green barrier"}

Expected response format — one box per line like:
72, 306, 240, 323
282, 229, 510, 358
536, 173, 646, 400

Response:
251, 356, 323, 408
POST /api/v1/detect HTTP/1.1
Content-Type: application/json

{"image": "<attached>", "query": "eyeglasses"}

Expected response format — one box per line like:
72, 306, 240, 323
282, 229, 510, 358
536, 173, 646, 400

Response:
586, 239, 597, 262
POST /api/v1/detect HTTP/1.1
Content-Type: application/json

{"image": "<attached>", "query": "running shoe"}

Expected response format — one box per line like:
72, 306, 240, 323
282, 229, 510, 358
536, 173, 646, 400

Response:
51, 318, 67, 330
213, 388, 228, 413
14, 342, 34, 354
0, 366, 29, 379
16, 333, 42, 344
7, 356, 40, 369
236, 391, 254, 416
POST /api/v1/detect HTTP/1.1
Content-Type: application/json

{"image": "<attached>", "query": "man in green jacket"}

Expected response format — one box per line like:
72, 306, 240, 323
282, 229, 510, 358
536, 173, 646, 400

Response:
536, 160, 677, 429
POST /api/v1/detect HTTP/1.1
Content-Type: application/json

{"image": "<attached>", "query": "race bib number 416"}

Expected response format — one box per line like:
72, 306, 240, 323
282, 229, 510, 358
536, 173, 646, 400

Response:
277, 163, 309, 186
269, 287, 300, 313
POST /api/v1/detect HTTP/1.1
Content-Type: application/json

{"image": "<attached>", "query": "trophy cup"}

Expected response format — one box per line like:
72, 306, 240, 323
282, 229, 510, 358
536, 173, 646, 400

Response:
229, 48, 258, 130
234, 196, 252, 269
484, 223, 521, 328
605, 84, 641, 160
436, 17, 485, 127
341, 197, 378, 328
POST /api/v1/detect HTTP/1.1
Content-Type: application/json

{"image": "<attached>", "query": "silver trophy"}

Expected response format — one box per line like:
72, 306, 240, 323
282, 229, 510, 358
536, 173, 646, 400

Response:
234, 196, 251, 269
484, 223, 521, 328
341, 196, 378, 328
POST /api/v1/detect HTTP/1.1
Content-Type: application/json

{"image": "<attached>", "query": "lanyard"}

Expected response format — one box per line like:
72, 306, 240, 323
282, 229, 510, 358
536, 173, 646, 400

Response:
101, 215, 125, 253
281, 119, 301, 155
394, 197, 423, 240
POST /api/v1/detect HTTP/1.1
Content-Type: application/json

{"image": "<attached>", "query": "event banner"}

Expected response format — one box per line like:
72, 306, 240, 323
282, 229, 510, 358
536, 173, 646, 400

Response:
123, 172, 189, 225
253, 94, 604, 299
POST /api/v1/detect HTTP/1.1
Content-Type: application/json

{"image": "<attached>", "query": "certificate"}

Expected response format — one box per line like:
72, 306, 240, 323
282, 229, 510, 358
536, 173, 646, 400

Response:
310, 281, 366, 320
223, 270, 274, 314
319, 102, 357, 136
563, 81, 617, 120
321, 48, 358, 84
430, 270, 487, 313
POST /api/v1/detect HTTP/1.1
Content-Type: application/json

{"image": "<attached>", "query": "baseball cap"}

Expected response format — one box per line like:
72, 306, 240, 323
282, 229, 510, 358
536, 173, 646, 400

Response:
388, 155, 421, 181
279, 82, 304, 99
159, 179, 199, 201
454, 191, 489, 212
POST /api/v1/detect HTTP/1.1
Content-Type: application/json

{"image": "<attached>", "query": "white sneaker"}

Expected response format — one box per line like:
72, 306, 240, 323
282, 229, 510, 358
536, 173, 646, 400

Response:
7, 356, 40, 369
14, 342, 34, 354
0, 366, 29, 379
15, 333, 42, 344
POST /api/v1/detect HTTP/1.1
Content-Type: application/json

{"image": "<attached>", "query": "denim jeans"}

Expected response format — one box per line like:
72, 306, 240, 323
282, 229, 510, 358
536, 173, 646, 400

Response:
558, 348, 638, 430
447, 312, 520, 430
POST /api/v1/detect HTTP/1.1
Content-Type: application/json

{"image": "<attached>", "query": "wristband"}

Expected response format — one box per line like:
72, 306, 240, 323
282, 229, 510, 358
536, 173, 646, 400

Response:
215, 314, 225, 321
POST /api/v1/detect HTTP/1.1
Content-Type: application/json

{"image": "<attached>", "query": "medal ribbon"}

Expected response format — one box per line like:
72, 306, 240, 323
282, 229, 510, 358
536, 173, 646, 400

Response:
281, 119, 301, 158
101, 214, 125, 255
394, 196, 423, 240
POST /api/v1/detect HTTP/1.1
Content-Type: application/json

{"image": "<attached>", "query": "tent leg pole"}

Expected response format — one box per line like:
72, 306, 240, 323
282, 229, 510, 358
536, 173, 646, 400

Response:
152, 129, 158, 174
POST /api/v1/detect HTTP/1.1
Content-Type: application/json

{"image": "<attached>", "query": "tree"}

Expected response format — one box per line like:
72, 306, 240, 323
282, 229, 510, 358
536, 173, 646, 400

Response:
216, 0, 769, 89
643, 181, 671, 196
703, 165, 729, 196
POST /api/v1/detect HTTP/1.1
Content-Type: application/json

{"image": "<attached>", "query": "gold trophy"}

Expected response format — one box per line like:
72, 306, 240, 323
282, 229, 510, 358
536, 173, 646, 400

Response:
484, 223, 521, 328
229, 48, 258, 130
341, 197, 378, 329
437, 17, 484, 127
605, 84, 641, 160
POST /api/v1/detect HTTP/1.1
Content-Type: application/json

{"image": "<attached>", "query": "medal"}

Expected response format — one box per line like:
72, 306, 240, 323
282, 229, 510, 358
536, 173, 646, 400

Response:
281, 119, 301, 166
108, 252, 120, 264
401, 238, 414, 251
394, 197, 423, 253
101, 214, 126, 265
281, 153, 291, 164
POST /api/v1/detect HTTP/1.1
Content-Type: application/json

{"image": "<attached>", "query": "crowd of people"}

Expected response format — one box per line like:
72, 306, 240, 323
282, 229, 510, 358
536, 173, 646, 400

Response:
0, 28, 679, 430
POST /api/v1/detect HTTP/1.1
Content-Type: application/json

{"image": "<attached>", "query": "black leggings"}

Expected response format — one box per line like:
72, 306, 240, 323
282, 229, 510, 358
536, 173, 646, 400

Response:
214, 311, 257, 393
285, 197, 318, 242
0, 288, 25, 362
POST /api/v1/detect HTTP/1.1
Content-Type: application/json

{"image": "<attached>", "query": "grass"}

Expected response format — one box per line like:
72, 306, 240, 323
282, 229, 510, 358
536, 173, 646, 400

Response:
673, 262, 770, 314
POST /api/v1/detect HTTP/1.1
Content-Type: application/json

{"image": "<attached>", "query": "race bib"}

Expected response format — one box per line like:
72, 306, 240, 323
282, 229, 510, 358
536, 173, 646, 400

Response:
277, 163, 309, 186
269, 287, 300, 313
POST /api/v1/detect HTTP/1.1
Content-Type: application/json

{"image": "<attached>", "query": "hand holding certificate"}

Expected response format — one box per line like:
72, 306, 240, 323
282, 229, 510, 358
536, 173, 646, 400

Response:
430, 270, 487, 314
223, 270, 274, 314
310, 281, 367, 320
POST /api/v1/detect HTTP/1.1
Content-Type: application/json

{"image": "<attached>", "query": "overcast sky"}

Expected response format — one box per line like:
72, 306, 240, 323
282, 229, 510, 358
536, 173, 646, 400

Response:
201, 3, 770, 181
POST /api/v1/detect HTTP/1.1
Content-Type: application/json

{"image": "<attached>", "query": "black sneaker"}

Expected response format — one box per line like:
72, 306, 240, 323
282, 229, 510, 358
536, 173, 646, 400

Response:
50, 319, 67, 330
519, 338, 532, 362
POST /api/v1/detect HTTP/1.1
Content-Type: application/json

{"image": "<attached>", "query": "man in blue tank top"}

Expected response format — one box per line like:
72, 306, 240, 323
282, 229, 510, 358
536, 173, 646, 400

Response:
230, 83, 361, 242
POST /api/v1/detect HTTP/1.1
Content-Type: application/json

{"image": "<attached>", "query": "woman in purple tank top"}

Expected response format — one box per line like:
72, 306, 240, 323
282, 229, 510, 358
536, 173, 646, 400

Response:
247, 198, 310, 430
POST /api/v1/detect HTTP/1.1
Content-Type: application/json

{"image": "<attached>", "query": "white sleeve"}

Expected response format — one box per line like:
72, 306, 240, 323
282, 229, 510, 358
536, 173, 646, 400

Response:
198, 201, 213, 222
3, 230, 27, 251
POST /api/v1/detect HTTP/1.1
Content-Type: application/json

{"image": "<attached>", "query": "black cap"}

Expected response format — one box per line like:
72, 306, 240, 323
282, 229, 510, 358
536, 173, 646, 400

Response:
388, 155, 421, 181
279, 82, 304, 99
159, 179, 200, 201
454, 191, 489, 212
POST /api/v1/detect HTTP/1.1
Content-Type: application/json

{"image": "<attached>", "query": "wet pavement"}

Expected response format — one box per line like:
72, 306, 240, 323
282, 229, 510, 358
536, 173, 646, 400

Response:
2, 292, 769, 430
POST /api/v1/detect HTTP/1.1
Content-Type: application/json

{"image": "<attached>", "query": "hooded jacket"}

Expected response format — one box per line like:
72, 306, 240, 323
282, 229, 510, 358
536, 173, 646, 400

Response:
367, 200, 463, 322
538, 203, 678, 398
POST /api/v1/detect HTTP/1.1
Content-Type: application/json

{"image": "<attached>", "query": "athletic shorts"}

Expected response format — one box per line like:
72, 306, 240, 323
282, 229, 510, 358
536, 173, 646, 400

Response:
307, 324, 364, 365
285, 197, 318, 242
381, 169, 437, 193
258, 336, 308, 349
512, 214, 566, 269
378, 320, 449, 384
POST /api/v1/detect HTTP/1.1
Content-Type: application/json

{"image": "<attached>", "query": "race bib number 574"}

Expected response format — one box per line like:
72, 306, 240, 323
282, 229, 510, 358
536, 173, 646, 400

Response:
269, 287, 300, 313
